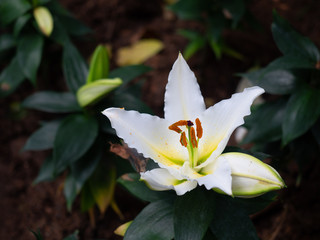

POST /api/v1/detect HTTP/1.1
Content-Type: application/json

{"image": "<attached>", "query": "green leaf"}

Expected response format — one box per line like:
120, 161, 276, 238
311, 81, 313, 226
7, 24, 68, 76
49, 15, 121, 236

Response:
80, 182, 96, 212
124, 199, 174, 240
272, 11, 320, 61
168, 0, 208, 20
244, 69, 300, 95
268, 55, 316, 69
183, 37, 206, 60
89, 163, 116, 214
57, 14, 91, 36
33, 155, 55, 184
282, 87, 320, 145
221, 0, 245, 28
70, 140, 102, 191
64, 173, 77, 211
63, 230, 79, 240
13, 14, 31, 37
53, 114, 98, 174
29, 229, 44, 240
87, 45, 109, 83
62, 41, 88, 93
0, 0, 31, 26
0, 57, 25, 97
243, 99, 287, 144
174, 188, 215, 240
76, 78, 122, 107
23, 119, 62, 151
0, 34, 16, 52
108, 65, 151, 86
17, 34, 44, 84
118, 173, 174, 202
23, 91, 81, 113
210, 195, 259, 240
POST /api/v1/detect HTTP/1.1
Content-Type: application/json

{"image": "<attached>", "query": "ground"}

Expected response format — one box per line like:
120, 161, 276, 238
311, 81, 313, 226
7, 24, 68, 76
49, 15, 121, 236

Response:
1, 0, 320, 239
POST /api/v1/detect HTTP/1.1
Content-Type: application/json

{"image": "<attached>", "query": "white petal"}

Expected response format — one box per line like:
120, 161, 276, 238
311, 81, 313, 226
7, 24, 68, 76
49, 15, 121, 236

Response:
196, 87, 264, 169
102, 108, 188, 169
221, 152, 285, 198
197, 155, 232, 195
164, 53, 206, 123
140, 168, 197, 195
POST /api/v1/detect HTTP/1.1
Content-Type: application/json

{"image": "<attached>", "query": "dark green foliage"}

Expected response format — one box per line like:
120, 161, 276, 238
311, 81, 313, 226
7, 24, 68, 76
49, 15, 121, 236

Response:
124, 199, 175, 240
168, 0, 249, 59
243, 12, 320, 173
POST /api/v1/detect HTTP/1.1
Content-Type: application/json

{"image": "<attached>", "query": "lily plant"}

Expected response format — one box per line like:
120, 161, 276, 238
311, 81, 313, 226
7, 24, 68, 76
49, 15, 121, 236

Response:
103, 54, 285, 197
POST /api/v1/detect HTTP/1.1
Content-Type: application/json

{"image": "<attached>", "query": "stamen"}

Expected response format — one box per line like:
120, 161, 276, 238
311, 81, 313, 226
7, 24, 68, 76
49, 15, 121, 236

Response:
190, 127, 198, 148
180, 132, 188, 147
169, 124, 182, 133
175, 120, 189, 126
195, 118, 203, 139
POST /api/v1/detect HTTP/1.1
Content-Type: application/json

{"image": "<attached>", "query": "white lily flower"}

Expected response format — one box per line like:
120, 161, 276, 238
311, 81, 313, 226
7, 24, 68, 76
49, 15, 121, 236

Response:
103, 54, 285, 197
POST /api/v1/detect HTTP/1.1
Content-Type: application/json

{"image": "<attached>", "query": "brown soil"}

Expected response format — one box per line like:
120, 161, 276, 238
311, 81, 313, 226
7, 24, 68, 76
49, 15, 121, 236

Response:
1, 0, 320, 239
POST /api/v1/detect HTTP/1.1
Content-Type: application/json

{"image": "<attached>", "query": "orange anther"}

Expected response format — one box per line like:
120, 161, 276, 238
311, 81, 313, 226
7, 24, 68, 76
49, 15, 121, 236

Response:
169, 124, 182, 133
175, 120, 189, 126
195, 118, 203, 139
180, 132, 188, 147
190, 127, 198, 148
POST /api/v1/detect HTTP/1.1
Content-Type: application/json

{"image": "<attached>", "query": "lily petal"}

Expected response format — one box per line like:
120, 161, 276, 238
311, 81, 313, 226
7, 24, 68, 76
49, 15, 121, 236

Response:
164, 53, 206, 123
221, 152, 285, 198
141, 168, 197, 195
196, 87, 264, 169
102, 108, 187, 169
197, 155, 232, 195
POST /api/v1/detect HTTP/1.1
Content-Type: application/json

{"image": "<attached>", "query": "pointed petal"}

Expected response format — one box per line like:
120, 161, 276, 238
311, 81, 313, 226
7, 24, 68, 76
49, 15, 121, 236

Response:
141, 168, 197, 195
196, 87, 264, 169
197, 155, 232, 195
164, 53, 206, 122
221, 152, 285, 198
102, 108, 187, 169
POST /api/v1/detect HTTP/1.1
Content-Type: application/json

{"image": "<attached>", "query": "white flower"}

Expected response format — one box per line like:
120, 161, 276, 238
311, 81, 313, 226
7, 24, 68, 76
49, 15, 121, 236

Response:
103, 54, 285, 197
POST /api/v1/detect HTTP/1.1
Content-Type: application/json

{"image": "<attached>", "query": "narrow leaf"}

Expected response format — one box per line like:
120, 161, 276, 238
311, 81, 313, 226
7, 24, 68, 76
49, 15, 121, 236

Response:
64, 173, 77, 211
210, 195, 259, 240
272, 11, 320, 61
282, 87, 320, 145
17, 34, 44, 84
33, 155, 55, 184
23, 91, 81, 113
0, 57, 25, 97
13, 14, 31, 37
0, 0, 31, 26
70, 140, 102, 191
0, 34, 16, 52
243, 99, 286, 144
87, 45, 109, 83
53, 114, 98, 174
62, 41, 88, 93
89, 163, 116, 214
174, 188, 215, 240
23, 119, 62, 151
124, 199, 174, 240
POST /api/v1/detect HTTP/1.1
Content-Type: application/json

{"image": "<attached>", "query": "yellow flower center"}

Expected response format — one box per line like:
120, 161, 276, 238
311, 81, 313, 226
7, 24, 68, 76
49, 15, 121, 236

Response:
169, 118, 203, 167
